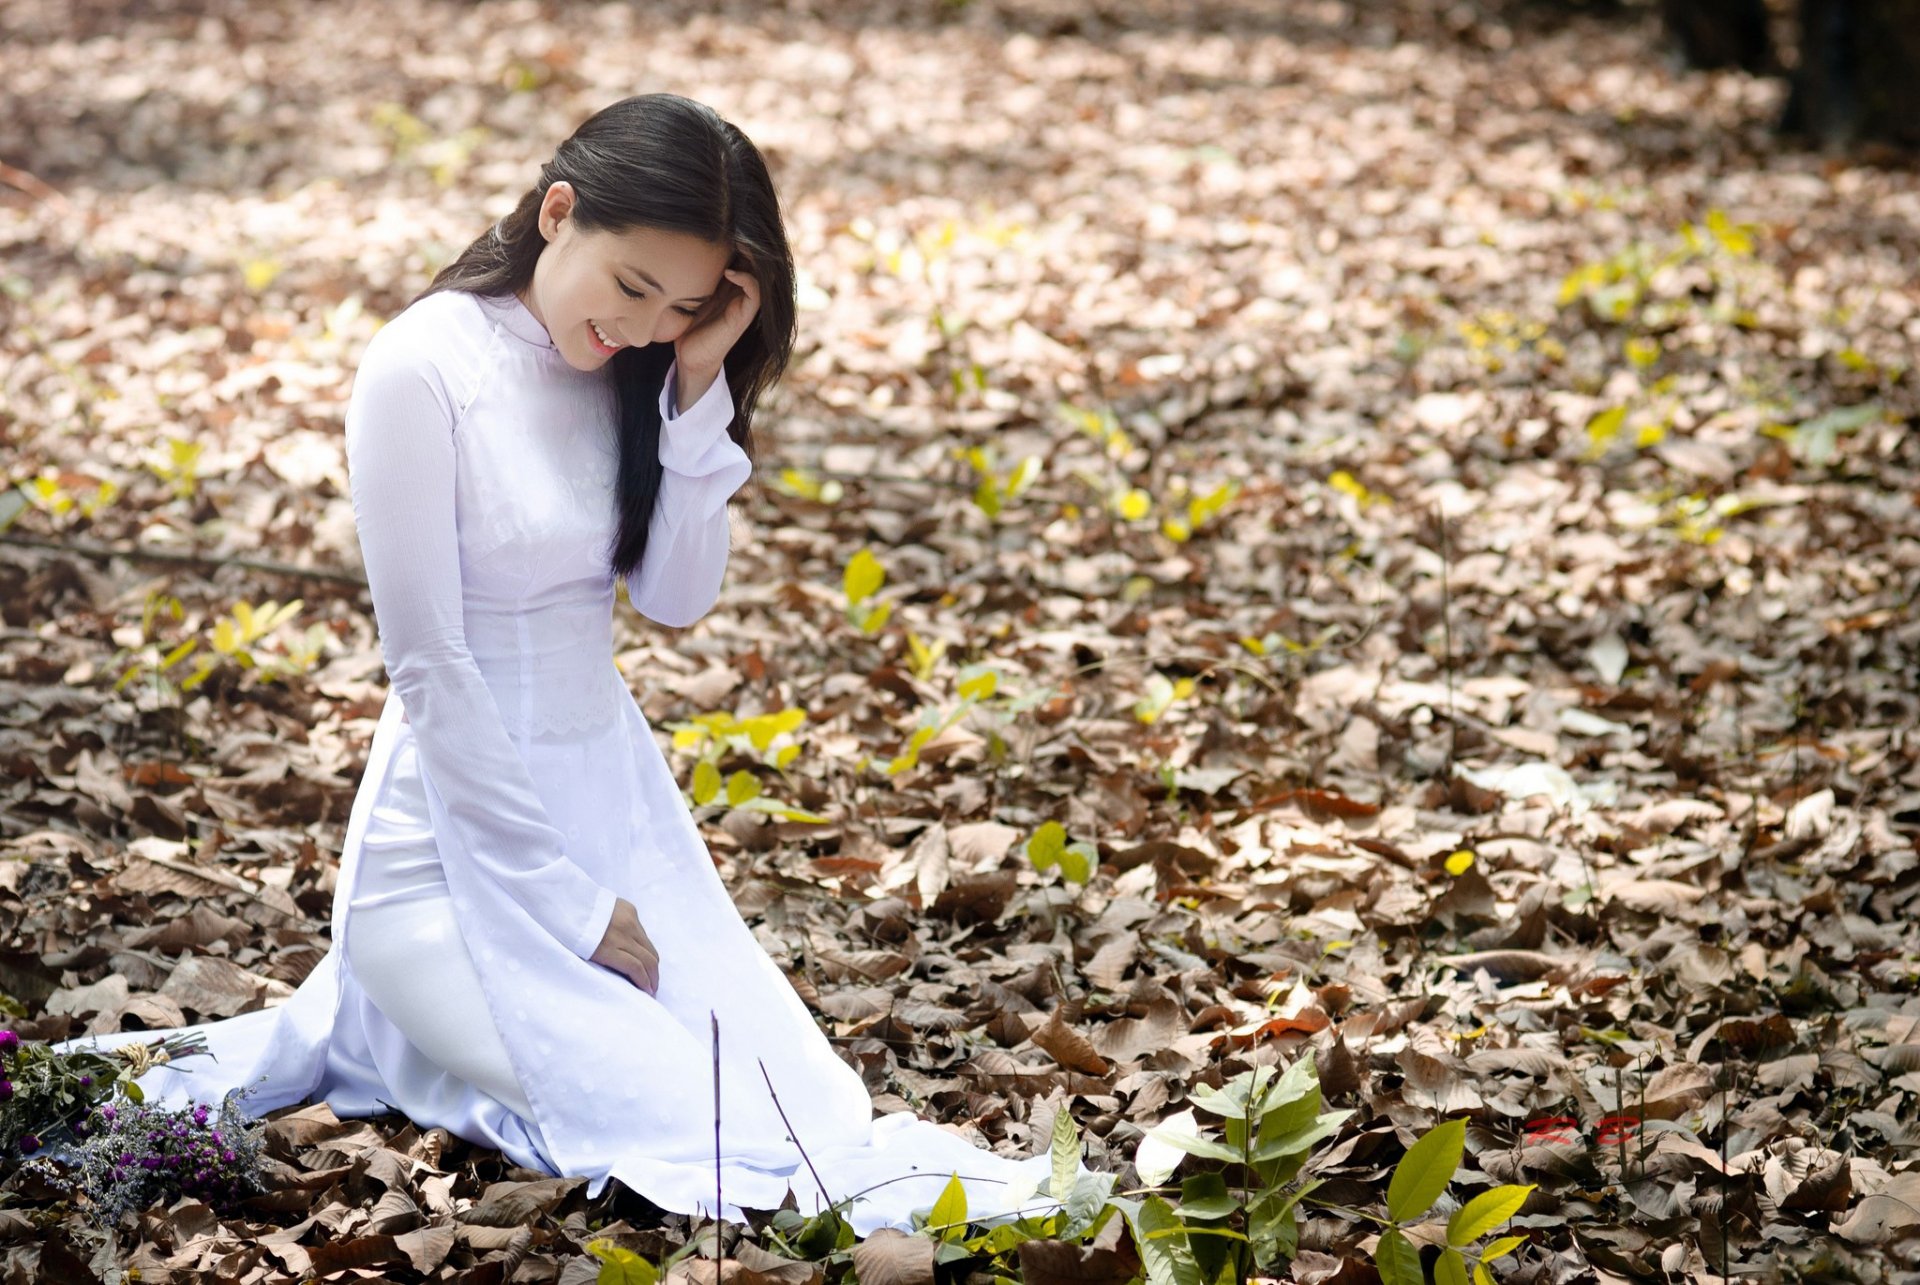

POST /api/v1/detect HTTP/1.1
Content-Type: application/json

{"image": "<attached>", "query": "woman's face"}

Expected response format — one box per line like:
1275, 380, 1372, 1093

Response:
517, 180, 734, 372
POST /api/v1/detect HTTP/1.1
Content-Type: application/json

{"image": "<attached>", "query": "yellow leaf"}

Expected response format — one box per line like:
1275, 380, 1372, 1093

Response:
772, 743, 801, 769
726, 770, 761, 806
844, 547, 885, 605
692, 760, 721, 805
243, 259, 281, 292
958, 670, 997, 701
1114, 488, 1151, 521
1624, 336, 1660, 367
1445, 850, 1476, 876
860, 600, 893, 634
671, 728, 705, 752
1585, 405, 1627, 452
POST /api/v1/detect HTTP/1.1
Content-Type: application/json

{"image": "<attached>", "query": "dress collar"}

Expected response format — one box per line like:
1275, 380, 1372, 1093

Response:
479, 289, 558, 351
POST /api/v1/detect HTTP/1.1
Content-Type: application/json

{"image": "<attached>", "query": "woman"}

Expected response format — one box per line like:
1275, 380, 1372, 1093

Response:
52, 93, 1072, 1236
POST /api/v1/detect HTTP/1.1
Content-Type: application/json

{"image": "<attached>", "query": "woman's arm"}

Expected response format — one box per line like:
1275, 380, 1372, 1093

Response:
344, 327, 619, 961
622, 357, 753, 628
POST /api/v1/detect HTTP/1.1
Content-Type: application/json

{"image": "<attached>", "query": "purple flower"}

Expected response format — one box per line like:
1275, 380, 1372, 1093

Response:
100, 1106, 116, 1122
192, 1104, 209, 1126
119, 1151, 134, 1164
221, 1149, 235, 1163
0, 1080, 13, 1102
19, 1134, 39, 1153
79, 1074, 92, 1086
0, 1030, 18, 1055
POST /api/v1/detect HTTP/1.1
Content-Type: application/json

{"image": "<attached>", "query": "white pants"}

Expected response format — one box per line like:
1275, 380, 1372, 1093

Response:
344, 735, 535, 1121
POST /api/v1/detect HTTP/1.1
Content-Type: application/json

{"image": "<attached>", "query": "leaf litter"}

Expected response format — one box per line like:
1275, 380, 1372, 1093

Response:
2, 0, 1918, 1279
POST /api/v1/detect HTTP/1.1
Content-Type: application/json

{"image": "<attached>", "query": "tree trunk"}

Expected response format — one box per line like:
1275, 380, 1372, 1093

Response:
1780, 0, 1920, 148
1661, 0, 1776, 73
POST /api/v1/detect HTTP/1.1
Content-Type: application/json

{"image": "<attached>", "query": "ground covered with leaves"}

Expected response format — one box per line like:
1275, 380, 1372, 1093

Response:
2, 0, 1918, 1280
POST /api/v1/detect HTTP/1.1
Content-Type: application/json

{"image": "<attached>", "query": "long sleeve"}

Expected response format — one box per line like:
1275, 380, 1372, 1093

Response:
622, 356, 754, 627
344, 330, 619, 961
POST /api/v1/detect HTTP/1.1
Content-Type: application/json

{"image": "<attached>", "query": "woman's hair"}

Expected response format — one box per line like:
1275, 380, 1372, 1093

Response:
413, 92, 793, 583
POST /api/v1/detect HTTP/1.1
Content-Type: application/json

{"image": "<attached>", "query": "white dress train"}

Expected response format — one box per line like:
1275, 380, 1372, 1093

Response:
50, 288, 1076, 1236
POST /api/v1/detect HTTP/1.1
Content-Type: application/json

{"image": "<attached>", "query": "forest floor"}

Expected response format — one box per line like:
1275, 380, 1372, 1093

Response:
2, 0, 1918, 1280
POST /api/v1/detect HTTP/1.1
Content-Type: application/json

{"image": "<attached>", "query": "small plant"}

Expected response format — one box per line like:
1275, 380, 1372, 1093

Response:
10, 468, 121, 531
1134, 671, 1196, 724
904, 631, 949, 681
113, 592, 322, 702
768, 466, 845, 505
1159, 478, 1240, 543
1371, 1117, 1534, 1285
879, 662, 1005, 776
1127, 1057, 1355, 1278
369, 102, 489, 187
147, 436, 204, 502
957, 444, 1042, 520
1025, 820, 1097, 886
667, 706, 826, 823
843, 547, 892, 635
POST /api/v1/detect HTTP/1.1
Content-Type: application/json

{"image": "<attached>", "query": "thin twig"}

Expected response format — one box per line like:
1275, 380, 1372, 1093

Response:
757, 1057, 836, 1218
0, 531, 369, 589
712, 1010, 723, 1269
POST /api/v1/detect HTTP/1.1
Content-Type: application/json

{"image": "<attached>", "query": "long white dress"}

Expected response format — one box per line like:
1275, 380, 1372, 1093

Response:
50, 288, 1075, 1236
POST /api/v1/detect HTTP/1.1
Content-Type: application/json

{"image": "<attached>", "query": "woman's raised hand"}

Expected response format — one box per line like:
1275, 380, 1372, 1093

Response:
672, 265, 760, 376
590, 897, 660, 994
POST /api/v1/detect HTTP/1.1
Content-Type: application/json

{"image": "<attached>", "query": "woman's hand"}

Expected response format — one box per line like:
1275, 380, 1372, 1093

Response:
673, 266, 760, 378
589, 897, 660, 994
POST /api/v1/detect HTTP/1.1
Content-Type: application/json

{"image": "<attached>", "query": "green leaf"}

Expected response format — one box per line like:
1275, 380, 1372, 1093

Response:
1480, 1234, 1527, 1263
1374, 1229, 1423, 1285
1250, 1109, 1353, 1164
1246, 1180, 1313, 1269
1447, 1183, 1534, 1246
1050, 1106, 1081, 1201
1435, 1247, 1471, 1285
1027, 821, 1066, 871
1059, 842, 1095, 884
587, 1239, 659, 1285
929, 1172, 968, 1239
1177, 1171, 1240, 1220
1387, 1117, 1465, 1224
1142, 1128, 1246, 1165
1132, 1195, 1203, 1285
1061, 1170, 1117, 1241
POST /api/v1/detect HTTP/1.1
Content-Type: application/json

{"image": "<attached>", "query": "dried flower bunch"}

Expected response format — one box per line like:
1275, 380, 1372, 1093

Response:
19, 1088, 269, 1230
0, 1026, 210, 1159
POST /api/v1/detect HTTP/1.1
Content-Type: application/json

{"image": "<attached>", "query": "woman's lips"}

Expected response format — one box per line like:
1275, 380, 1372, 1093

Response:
588, 320, 624, 354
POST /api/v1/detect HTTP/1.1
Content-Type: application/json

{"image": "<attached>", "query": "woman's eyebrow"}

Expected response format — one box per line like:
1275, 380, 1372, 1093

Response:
623, 265, 713, 303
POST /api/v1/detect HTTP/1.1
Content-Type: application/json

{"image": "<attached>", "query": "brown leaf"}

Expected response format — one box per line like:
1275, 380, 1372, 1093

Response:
1034, 1003, 1111, 1076
457, 1176, 585, 1226
848, 1227, 935, 1285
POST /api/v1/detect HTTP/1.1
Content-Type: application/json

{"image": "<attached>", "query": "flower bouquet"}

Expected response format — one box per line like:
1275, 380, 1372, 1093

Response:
0, 1027, 269, 1227
0, 1025, 211, 1162
19, 1090, 269, 1229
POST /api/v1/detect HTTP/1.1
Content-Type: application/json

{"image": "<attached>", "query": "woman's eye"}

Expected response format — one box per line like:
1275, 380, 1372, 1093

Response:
618, 280, 644, 299
674, 306, 699, 317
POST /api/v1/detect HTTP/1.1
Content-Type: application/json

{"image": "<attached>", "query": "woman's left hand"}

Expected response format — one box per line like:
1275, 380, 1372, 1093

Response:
674, 267, 760, 377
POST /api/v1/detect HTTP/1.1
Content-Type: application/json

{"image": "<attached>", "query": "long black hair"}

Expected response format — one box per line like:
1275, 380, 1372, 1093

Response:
414, 93, 793, 582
